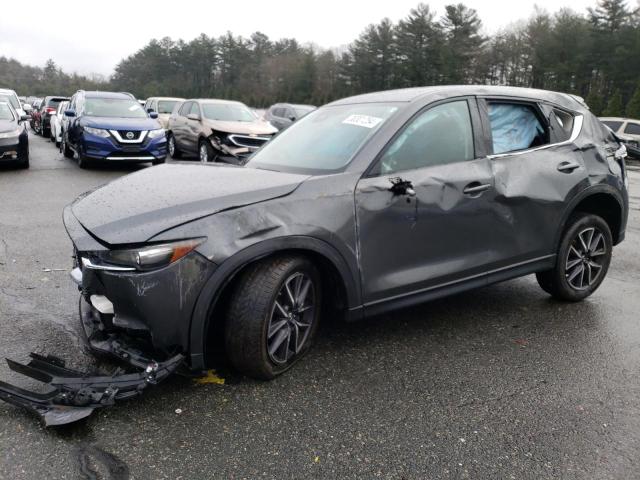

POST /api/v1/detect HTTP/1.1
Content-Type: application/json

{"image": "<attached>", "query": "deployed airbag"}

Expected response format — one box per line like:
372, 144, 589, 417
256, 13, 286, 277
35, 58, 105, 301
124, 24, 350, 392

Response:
489, 103, 544, 154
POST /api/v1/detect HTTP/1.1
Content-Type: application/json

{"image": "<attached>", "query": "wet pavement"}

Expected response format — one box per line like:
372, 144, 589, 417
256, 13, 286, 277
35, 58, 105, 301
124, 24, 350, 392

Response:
0, 131, 639, 479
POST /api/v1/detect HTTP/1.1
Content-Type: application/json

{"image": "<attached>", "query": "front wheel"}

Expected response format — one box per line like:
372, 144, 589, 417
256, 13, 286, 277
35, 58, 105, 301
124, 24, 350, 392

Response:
536, 213, 612, 301
225, 256, 322, 379
199, 139, 214, 163
61, 132, 74, 159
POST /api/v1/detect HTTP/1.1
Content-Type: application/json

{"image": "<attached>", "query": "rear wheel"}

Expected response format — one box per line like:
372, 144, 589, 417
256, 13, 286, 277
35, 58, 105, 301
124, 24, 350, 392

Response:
225, 255, 322, 379
536, 213, 612, 301
167, 133, 181, 159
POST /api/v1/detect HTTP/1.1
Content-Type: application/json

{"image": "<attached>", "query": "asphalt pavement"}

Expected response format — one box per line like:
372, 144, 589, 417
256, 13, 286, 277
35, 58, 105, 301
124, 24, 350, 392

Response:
0, 130, 639, 479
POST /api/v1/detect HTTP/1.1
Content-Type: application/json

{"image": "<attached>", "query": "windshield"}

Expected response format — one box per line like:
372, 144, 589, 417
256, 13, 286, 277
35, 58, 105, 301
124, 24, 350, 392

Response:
247, 103, 398, 174
84, 98, 148, 118
0, 94, 20, 110
157, 100, 179, 114
0, 103, 14, 121
202, 103, 255, 122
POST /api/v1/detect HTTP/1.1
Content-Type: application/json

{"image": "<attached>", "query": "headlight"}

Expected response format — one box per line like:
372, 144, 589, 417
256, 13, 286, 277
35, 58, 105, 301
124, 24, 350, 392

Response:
147, 128, 165, 139
91, 238, 206, 271
84, 126, 111, 138
0, 128, 21, 139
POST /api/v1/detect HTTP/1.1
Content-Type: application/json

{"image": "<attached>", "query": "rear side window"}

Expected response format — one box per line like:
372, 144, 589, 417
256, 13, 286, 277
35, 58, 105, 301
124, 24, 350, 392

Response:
488, 102, 547, 154
624, 122, 640, 135
179, 102, 192, 116
378, 100, 474, 174
550, 108, 575, 141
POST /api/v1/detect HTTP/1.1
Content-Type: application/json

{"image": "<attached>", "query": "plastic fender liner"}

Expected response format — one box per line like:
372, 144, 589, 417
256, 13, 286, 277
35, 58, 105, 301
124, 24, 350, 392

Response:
0, 351, 183, 426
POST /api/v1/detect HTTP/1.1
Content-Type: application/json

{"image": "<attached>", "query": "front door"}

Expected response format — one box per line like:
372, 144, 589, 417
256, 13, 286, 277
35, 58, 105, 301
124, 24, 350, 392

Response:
355, 98, 507, 305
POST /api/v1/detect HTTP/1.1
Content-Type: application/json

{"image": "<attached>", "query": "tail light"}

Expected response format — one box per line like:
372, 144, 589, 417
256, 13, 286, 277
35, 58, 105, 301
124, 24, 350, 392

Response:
46, 107, 56, 115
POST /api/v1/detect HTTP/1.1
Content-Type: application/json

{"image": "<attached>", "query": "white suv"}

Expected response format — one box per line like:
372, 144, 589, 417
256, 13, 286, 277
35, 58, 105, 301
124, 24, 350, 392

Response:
600, 117, 640, 158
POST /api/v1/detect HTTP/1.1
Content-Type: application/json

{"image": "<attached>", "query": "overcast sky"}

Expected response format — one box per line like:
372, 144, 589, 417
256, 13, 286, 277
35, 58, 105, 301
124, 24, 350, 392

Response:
0, 0, 605, 77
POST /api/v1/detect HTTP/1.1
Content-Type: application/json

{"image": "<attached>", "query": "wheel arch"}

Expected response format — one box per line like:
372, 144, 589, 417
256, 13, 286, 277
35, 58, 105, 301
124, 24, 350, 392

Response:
556, 185, 625, 249
188, 236, 360, 370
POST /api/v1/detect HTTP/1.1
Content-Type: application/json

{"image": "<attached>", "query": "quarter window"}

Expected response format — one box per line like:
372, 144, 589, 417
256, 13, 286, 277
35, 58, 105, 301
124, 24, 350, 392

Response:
488, 102, 548, 154
189, 103, 200, 117
378, 100, 474, 174
624, 122, 640, 135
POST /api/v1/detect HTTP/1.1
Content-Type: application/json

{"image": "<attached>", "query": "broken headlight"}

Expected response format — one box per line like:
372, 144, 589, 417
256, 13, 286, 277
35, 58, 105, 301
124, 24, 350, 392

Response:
92, 238, 206, 271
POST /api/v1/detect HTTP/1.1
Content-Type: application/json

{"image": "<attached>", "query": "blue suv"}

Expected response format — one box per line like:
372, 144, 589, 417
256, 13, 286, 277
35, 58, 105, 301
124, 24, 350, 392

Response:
62, 91, 167, 168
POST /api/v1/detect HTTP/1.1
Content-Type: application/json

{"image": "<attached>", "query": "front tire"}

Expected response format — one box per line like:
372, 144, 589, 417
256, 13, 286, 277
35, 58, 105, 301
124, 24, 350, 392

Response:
225, 255, 322, 379
536, 213, 612, 301
61, 132, 74, 159
199, 139, 214, 163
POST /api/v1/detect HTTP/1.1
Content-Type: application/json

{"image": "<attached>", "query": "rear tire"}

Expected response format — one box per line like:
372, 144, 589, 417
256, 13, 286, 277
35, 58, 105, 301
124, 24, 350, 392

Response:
167, 133, 181, 159
225, 255, 322, 380
536, 213, 612, 301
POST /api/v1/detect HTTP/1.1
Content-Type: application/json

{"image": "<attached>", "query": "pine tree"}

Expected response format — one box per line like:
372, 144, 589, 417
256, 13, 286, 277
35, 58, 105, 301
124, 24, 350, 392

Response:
603, 89, 624, 116
441, 3, 484, 84
626, 84, 640, 119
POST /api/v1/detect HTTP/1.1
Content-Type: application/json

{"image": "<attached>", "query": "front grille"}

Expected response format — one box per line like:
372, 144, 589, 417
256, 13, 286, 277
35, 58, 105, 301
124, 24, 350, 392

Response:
117, 130, 142, 141
228, 134, 271, 149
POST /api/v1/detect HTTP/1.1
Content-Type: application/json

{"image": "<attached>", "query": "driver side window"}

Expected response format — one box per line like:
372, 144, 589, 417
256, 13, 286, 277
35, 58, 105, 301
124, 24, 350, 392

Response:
378, 100, 474, 174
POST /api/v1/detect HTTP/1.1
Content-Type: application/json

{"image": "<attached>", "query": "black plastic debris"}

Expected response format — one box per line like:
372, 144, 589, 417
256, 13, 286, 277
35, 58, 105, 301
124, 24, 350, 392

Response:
0, 351, 183, 426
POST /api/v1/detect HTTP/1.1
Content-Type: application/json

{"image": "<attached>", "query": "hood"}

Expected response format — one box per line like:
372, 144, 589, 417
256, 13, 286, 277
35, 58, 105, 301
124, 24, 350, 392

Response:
81, 116, 161, 131
204, 119, 277, 136
0, 119, 17, 133
70, 164, 308, 245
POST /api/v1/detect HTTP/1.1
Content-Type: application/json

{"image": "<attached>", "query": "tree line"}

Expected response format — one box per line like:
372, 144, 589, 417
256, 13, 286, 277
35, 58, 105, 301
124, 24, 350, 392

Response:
2, 0, 640, 117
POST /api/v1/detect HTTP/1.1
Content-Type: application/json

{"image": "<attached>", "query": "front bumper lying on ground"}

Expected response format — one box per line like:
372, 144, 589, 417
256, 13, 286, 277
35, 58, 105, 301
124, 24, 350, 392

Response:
0, 341, 183, 426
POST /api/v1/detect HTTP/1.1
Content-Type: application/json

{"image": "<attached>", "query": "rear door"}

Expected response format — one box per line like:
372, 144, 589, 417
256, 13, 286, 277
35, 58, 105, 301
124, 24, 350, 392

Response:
173, 101, 191, 149
480, 97, 588, 261
184, 102, 202, 154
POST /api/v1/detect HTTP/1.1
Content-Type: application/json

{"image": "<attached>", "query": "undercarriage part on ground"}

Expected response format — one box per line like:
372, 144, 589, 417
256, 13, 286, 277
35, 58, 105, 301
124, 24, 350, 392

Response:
0, 350, 183, 426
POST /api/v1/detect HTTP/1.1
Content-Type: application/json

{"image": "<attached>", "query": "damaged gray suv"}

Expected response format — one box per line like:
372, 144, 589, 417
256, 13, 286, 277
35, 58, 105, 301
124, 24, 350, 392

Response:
0, 86, 629, 425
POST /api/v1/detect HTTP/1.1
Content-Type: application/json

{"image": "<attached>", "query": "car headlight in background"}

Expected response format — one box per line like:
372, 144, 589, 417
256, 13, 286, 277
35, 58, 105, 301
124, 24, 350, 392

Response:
147, 128, 165, 139
89, 238, 206, 271
84, 126, 111, 138
0, 128, 22, 139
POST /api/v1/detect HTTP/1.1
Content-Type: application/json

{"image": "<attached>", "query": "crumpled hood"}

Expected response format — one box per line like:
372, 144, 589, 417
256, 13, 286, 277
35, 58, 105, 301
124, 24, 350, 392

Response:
70, 164, 308, 245
81, 116, 161, 131
204, 119, 277, 136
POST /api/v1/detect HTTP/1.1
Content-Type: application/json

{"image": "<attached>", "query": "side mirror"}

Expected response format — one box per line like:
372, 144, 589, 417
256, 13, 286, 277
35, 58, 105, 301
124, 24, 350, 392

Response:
149, 111, 158, 119
19, 115, 31, 122
186, 113, 200, 121
23, 104, 32, 112
146, 108, 154, 113
64, 109, 76, 118
289, 116, 296, 122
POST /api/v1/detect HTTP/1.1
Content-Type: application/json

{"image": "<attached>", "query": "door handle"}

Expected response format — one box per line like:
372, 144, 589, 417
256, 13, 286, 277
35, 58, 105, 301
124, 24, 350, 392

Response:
463, 182, 491, 195
557, 161, 580, 173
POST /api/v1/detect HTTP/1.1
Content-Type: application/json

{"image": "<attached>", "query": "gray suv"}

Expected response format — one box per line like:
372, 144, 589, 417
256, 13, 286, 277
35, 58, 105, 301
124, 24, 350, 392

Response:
0, 86, 629, 425
265, 103, 316, 130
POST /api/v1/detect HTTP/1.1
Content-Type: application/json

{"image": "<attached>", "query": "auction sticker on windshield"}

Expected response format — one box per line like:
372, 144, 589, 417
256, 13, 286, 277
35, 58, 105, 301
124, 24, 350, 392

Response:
342, 114, 384, 129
